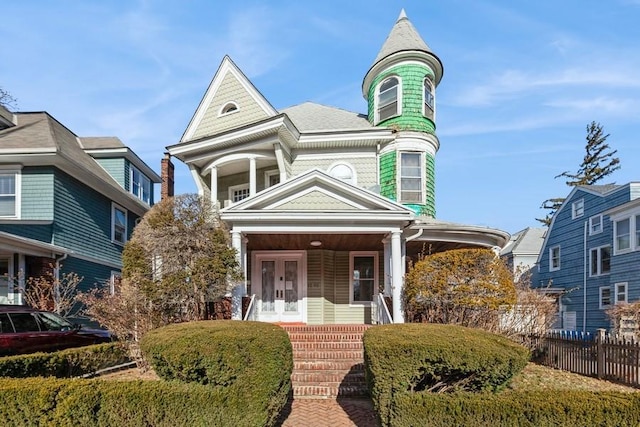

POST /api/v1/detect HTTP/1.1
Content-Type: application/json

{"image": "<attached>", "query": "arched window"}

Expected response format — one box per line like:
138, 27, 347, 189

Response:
219, 102, 239, 116
424, 77, 434, 116
377, 77, 399, 122
329, 163, 356, 185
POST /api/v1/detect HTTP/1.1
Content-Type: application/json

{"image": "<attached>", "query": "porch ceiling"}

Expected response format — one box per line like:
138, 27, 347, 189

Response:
246, 233, 386, 251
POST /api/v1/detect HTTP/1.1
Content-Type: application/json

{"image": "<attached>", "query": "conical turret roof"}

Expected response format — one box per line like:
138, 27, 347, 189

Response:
371, 9, 433, 67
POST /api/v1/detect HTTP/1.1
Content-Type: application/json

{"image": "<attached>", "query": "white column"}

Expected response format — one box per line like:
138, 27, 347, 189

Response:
231, 230, 243, 320
210, 166, 218, 210
382, 237, 391, 295
391, 230, 404, 323
249, 157, 256, 197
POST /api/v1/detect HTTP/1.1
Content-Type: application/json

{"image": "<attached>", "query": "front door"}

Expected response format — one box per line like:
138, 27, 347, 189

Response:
253, 252, 305, 323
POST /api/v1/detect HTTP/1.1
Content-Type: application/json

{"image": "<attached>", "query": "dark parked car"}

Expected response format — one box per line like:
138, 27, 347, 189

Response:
0, 305, 111, 356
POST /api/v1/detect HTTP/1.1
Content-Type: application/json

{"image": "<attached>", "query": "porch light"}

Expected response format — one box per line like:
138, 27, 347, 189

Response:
310, 240, 322, 247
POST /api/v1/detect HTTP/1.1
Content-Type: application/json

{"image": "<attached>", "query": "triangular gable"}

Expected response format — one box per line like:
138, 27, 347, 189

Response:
224, 169, 413, 214
182, 56, 278, 142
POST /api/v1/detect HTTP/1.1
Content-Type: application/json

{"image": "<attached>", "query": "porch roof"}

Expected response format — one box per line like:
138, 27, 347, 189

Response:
0, 231, 72, 258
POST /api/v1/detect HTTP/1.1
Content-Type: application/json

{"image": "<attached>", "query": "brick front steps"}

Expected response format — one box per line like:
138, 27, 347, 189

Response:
281, 324, 371, 398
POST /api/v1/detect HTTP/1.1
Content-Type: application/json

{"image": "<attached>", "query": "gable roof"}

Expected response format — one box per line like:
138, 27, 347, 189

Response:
181, 56, 278, 143
500, 227, 546, 257
281, 102, 372, 132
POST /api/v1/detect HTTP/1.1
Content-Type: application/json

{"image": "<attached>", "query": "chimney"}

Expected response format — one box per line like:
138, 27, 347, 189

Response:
161, 152, 174, 201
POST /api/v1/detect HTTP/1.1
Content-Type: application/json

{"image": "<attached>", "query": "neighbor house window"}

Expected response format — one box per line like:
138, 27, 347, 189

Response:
549, 245, 560, 271
112, 204, 127, 245
423, 77, 434, 114
0, 168, 21, 218
399, 152, 423, 203
350, 252, 378, 304
614, 218, 631, 253
229, 184, 250, 203
615, 282, 628, 304
131, 166, 151, 204
572, 199, 584, 219
377, 77, 399, 122
589, 245, 611, 276
219, 102, 239, 116
599, 286, 611, 309
589, 215, 603, 235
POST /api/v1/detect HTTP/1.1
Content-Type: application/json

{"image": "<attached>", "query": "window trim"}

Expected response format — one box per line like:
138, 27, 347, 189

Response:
264, 170, 280, 189
614, 217, 632, 254
228, 183, 250, 203
111, 203, 127, 245
398, 151, 425, 204
328, 162, 357, 185
572, 199, 584, 219
549, 245, 561, 271
589, 214, 603, 235
375, 76, 401, 124
423, 76, 435, 116
615, 282, 628, 304
130, 165, 151, 204
218, 102, 239, 116
599, 286, 611, 309
349, 251, 378, 306
589, 245, 611, 277
0, 166, 22, 219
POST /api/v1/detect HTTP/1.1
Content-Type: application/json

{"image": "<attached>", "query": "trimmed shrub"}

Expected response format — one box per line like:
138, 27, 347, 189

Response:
364, 323, 529, 425
392, 390, 640, 427
0, 377, 262, 426
0, 343, 128, 378
140, 320, 292, 427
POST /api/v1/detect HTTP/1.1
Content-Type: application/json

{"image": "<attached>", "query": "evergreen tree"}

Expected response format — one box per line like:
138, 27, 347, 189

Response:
537, 121, 620, 226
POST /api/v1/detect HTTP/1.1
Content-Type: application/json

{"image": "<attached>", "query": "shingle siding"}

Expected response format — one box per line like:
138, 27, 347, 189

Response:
95, 158, 126, 189
291, 156, 378, 189
21, 167, 54, 220
60, 256, 116, 294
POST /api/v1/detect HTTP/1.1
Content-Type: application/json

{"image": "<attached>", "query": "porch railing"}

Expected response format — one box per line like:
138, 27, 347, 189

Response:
377, 293, 393, 325
243, 294, 257, 321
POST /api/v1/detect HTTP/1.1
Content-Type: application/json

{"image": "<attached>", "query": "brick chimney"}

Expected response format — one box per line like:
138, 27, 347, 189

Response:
161, 152, 174, 200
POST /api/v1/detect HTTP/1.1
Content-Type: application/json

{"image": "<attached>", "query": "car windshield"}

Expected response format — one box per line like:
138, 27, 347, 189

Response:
37, 312, 74, 331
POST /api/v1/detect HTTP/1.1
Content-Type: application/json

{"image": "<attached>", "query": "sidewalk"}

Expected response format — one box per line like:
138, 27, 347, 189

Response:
277, 397, 379, 427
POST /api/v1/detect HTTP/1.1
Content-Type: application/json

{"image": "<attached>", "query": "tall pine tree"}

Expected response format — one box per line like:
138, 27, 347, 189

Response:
537, 121, 621, 226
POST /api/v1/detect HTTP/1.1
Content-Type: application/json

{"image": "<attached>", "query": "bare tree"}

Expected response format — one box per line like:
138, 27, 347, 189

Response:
0, 87, 17, 109
22, 265, 83, 318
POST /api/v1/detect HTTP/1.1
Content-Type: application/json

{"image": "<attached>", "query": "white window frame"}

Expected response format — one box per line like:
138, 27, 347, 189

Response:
264, 170, 280, 189
218, 101, 239, 116
111, 203, 127, 245
589, 245, 611, 276
328, 162, 357, 185
398, 151, 425, 204
349, 251, 378, 306
0, 166, 22, 219
549, 245, 561, 271
614, 217, 632, 254
375, 76, 401, 124
599, 286, 611, 309
130, 166, 151, 204
423, 76, 435, 115
572, 199, 584, 219
228, 184, 250, 203
615, 282, 628, 304
589, 215, 603, 235
109, 271, 122, 295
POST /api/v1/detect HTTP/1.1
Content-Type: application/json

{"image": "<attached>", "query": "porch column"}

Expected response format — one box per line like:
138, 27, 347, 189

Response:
231, 230, 243, 320
391, 230, 404, 323
210, 166, 218, 210
382, 237, 391, 295
249, 157, 257, 197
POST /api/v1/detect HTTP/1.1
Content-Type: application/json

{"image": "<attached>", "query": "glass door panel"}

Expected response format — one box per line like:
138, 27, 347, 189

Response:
284, 260, 298, 312
261, 260, 275, 312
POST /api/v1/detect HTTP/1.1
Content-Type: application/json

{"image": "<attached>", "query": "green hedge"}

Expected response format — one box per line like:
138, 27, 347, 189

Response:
392, 390, 640, 427
0, 343, 128, 378
0, 377, 262, 426
140, 320, 292, 427
364, 323, 529, 425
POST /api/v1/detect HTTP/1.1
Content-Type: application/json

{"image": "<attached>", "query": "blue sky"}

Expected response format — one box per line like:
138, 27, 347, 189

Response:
2, 0, 640, 233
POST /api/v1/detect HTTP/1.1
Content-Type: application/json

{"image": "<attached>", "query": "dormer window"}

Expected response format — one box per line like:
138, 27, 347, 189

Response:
377, 77, 400, 123
219, 102, 239, 116
423, 77, 435, 118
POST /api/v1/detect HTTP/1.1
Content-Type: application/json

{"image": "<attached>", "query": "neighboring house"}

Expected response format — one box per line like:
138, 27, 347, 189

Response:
534, 183, 640, 333
166, 10, 509, 324
0, 105, 160, 306
500, 227, 546, 278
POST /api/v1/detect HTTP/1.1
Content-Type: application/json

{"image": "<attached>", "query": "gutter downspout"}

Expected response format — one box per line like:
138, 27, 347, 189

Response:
583, 220, 588, 333
54, 253, 68, 315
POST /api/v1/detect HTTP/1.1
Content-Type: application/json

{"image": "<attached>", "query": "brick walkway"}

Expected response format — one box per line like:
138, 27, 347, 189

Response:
277, 397, 379, 427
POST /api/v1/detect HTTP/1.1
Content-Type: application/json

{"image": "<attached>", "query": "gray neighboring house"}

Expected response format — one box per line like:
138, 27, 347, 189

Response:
500, 227, 546, 277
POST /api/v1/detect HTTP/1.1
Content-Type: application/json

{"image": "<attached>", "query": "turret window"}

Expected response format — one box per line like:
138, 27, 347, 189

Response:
399, 152, 424, 203
423, 77, 435, 118
377, 77, 400, 123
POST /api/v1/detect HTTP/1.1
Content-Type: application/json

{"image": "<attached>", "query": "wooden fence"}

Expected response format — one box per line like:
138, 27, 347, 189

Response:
530, 329, 640, 388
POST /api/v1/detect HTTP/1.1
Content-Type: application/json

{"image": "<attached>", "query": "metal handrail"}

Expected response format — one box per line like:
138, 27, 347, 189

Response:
243, 294, 257, 321
377, 293, 393, 324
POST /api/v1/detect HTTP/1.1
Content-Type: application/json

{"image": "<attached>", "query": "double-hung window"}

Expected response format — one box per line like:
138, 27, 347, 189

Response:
131, 166, 151, 204
549, 245, 561, 271
572, 199, 584, 219
599, 286, 611, 309
589, 245, 611, 276
0, 168, 21, 218
350, 252, 378, 305
112, 204, 127, 245
614, 218, 631, 253
615, 282, 628, 304
377, 77, 399, 122
399, 152, 423, 203
589, 215, 603, 235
